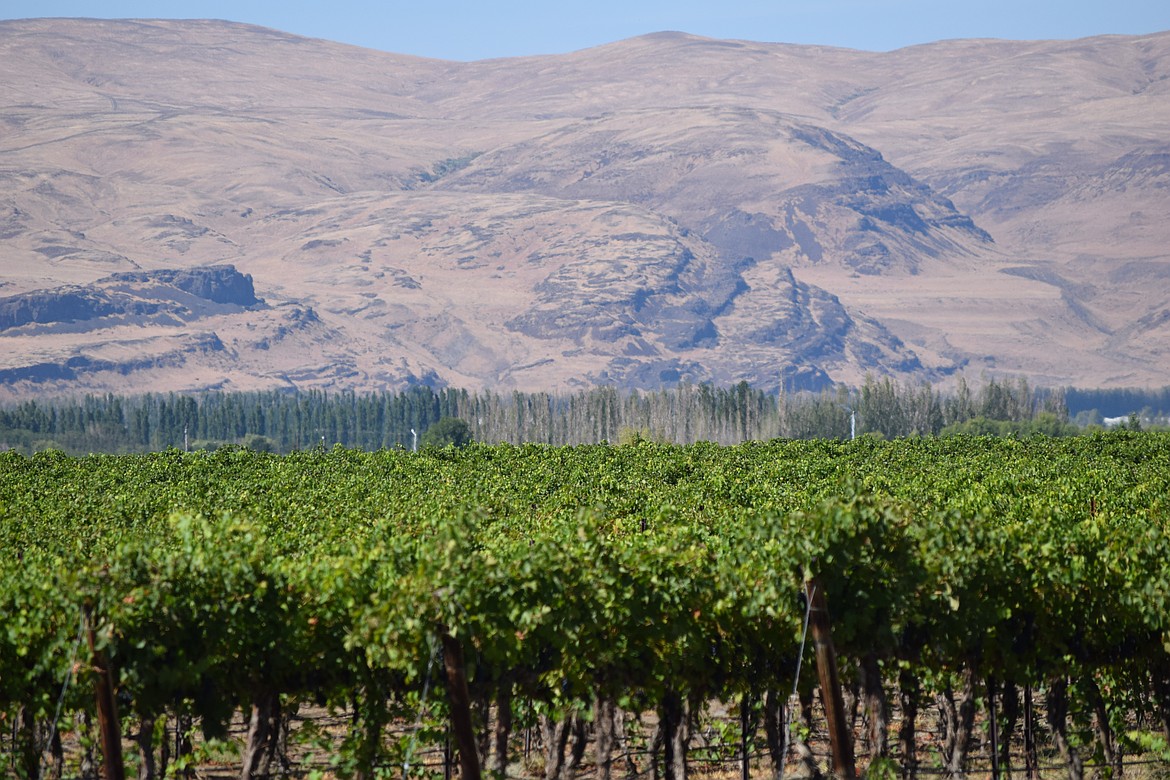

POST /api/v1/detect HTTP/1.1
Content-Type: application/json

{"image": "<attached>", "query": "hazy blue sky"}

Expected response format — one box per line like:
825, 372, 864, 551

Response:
4, 1, 1169, 61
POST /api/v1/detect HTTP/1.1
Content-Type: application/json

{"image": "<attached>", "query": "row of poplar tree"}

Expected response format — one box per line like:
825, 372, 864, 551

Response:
0, 375, 1112, 455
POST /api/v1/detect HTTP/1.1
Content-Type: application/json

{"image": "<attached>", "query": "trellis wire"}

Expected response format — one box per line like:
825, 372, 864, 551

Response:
38, 606, 87, 780
401, 639, 441, 780
778, 581, 816, 780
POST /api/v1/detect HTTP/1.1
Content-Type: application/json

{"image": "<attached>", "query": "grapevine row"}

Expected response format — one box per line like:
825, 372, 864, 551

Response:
1, 432, 1169, 778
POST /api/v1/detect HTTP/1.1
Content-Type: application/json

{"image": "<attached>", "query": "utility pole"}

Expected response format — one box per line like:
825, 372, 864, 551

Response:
840, 406, 856, 440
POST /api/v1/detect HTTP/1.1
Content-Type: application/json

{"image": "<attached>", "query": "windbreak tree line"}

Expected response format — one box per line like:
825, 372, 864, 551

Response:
2, 432, 1169, 780
1064, 386, 1170, 420
0, 375, 1109, 455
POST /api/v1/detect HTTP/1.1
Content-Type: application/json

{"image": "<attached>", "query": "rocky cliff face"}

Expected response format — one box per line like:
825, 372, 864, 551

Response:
0, 266, 260, 332
0, 19, 1167, 398
104, 267, 260, 307
0, 289, 124, 331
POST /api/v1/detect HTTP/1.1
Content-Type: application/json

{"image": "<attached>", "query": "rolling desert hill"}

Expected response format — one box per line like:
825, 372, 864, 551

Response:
1, 18, 1168, 399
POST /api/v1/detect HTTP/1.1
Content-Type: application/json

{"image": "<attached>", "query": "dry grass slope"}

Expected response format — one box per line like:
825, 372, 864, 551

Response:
1, 19, 1168, 398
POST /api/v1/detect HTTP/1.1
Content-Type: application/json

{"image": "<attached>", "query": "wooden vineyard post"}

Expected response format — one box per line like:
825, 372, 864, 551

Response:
84, 601, 125, 780
740, 693, 751, 780
987, 677, 1000, 780
1024, 685, 1037, 780
806, 578, 857, 780
739, 696, 748, 780
441, 631, 482, 780
444, 727, 453, 780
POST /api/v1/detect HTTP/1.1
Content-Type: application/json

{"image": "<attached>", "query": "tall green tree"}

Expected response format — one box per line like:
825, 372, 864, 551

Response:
421, 416, 473, 448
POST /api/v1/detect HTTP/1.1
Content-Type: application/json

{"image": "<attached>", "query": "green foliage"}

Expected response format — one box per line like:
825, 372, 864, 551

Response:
2, 433, 1169, 776
940, 412, 1079, 437
242, 433, 277, 452
1127, 731, 1170, 763
864, 756, 901, 780
420, 416, 473, 448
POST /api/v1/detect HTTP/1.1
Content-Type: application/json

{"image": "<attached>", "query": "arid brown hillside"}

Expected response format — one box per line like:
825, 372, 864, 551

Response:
1, 19, 1167, 399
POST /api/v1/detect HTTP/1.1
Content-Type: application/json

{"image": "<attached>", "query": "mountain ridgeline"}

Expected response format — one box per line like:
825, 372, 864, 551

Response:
1, 19, 1168, 399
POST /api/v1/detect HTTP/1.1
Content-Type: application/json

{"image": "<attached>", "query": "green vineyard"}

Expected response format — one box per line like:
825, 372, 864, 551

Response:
2, 432, 1169, 779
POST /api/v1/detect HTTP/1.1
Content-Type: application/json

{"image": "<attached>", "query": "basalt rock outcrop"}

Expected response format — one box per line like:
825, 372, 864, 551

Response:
1, 19, 1167, 398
